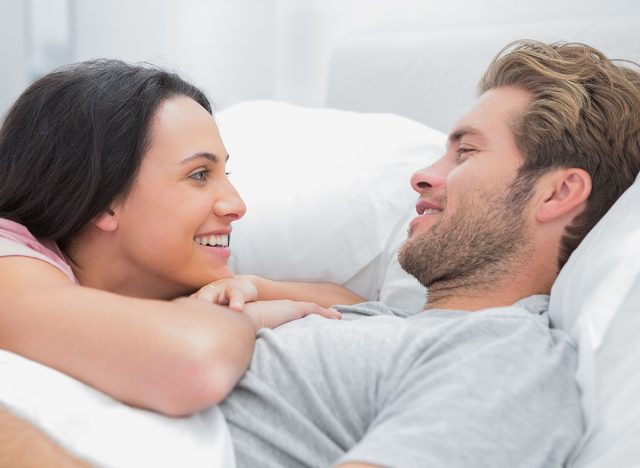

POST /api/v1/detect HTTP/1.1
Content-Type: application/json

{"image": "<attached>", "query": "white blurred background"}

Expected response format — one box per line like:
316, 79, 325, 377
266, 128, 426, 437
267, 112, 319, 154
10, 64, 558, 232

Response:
1, 0, 639, 118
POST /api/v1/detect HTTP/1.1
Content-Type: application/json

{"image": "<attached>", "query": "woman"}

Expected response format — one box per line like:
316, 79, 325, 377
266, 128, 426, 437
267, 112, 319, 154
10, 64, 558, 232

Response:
0, 60, 361, 416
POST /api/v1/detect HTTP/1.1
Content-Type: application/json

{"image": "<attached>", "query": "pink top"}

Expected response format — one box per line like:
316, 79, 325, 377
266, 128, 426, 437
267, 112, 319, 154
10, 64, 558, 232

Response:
0, 218, 77, 283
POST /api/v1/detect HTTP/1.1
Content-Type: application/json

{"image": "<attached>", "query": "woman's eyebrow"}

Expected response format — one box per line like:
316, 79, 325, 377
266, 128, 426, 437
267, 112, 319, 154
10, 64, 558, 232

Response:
179, 152, 230, 165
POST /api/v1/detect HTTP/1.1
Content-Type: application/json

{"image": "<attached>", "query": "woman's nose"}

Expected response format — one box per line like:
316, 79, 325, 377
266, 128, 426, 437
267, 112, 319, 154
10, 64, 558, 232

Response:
214, 180, 246, 221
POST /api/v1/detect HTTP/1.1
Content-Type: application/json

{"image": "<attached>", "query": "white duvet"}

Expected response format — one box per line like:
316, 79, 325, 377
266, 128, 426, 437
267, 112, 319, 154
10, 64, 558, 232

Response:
0, 350, 235, 467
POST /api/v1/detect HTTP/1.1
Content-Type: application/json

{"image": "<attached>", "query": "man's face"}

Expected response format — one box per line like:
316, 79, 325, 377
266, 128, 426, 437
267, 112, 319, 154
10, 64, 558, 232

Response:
399, 86, 536, 290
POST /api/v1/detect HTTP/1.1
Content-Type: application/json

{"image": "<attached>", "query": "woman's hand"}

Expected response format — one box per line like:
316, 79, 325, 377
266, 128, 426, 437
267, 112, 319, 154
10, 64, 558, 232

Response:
236, 274, 365, 308
243, 300, 341, 330
192, 277, 342, 330
191, 276, 259, 311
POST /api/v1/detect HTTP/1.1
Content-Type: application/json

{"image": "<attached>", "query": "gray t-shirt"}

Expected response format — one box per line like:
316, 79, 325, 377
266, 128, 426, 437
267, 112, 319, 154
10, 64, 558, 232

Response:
220, 295, 583, 467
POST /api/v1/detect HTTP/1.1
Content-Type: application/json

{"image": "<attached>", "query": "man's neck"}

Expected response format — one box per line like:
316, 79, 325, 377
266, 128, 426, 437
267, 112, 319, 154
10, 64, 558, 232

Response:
424, 268, 552, 312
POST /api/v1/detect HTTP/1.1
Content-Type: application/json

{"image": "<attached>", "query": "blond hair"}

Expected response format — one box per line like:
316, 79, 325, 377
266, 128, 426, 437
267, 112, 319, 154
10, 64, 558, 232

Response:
479, 40, 640, 269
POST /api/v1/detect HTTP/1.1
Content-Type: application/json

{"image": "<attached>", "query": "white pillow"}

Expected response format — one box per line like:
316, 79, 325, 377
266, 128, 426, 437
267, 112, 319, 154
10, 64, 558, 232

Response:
218, 101, 443, 310
549, 176, 640, 467
0, 351, 235, 467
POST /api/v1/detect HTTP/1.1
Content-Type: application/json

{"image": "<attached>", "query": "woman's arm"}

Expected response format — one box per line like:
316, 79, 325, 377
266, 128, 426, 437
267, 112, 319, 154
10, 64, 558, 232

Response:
0, 406, 89, 467
250, 275, 365, 307
211, 274, 366, 308
0, 256, 256, 416
0, 257, 336, 417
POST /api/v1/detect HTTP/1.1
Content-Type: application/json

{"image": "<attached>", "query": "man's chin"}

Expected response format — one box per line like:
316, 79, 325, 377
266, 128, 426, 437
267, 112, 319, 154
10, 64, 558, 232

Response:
407, 222, 432, 239
398, 243, 430, 288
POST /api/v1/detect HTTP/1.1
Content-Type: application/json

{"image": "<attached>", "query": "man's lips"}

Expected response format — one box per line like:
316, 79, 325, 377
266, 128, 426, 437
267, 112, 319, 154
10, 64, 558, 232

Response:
409, 199, 443, 232
415, 199, 443, 215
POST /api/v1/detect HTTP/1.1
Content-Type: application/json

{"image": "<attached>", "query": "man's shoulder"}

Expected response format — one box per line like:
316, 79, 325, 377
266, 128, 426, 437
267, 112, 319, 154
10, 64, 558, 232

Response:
469, 295, 574, 346
481, 294, 550, 319
468, 295, 552, 331
398, 294, 577, 360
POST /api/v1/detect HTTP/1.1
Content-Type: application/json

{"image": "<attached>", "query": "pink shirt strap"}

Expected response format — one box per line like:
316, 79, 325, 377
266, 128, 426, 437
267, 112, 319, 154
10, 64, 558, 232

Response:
0, 218, 77, 283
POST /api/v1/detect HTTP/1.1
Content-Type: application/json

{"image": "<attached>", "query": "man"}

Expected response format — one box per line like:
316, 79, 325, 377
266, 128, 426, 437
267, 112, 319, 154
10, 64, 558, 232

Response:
218, 40, 640, 467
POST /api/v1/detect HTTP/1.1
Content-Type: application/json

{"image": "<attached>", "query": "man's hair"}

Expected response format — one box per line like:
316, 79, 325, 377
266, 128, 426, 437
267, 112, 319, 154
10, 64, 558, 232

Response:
0, 59, 211, 249
478, 40, 640, 269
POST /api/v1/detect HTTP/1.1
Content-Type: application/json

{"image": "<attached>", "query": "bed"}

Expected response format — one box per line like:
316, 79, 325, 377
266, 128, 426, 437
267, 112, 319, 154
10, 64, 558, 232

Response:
2, 16, 640, 467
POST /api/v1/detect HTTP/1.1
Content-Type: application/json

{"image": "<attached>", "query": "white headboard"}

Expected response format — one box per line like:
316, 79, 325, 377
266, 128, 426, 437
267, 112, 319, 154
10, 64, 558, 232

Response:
326, 17, 640, 133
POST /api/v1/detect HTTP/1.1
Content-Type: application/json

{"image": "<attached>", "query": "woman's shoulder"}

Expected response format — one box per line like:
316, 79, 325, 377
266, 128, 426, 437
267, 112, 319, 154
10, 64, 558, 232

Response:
0, 218, 76, 282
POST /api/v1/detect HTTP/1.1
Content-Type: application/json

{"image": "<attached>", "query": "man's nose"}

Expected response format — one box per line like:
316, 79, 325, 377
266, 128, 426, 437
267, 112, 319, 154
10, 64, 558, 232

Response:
410, 158, 449, 193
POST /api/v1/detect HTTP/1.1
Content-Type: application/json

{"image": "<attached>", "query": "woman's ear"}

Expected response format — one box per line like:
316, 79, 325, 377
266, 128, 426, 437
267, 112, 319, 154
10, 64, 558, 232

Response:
536, 168, 592, 223
92, 208, 119, 232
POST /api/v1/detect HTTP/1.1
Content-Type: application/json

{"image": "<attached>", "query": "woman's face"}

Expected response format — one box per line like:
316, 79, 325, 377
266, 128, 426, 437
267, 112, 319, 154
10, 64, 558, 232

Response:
111, 95, 246, 298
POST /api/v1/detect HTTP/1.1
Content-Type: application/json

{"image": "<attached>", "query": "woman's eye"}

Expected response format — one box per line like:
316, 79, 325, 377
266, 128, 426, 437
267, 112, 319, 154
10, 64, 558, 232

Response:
188, 169, 209, 181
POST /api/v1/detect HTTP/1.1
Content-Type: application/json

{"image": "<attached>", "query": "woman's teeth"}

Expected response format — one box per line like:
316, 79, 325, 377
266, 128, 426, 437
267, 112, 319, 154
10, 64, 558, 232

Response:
194, 234, 229, 247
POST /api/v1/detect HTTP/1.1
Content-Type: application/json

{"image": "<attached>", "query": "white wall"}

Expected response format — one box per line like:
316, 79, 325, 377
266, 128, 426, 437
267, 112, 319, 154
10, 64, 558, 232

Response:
0, 0, 28, 119
273, 0, 640, 106
1, 0, 639, 117
28, 0, 73, 80
74, 0, 276, 110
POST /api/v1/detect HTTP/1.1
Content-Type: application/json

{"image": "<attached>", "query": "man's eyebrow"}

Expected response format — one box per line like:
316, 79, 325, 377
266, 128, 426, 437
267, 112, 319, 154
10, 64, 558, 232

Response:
448, 126, 484, 143
179, 152, 230, 165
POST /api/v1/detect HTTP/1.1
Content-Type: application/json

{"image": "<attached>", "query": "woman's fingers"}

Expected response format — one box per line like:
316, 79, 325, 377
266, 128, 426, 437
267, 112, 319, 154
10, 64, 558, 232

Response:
191, 285, 223, 304
242, 300, 341, 331
298, 302, 342, 320
191, 278, 258, 310
226, 286, 247, 312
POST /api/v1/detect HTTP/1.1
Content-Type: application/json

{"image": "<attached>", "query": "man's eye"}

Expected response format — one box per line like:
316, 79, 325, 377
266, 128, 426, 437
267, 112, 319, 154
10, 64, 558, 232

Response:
188, 169, 209, 181
456, 147, 474, 159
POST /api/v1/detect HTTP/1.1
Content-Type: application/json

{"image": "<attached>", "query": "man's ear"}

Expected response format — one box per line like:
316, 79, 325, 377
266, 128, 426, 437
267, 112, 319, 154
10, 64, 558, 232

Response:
92, 208, 119, 232
536, 168, 592, 223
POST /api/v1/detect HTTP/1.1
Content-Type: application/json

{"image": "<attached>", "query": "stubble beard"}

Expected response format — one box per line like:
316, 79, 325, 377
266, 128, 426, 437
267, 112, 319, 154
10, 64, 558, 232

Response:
398, 177, 534, 305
